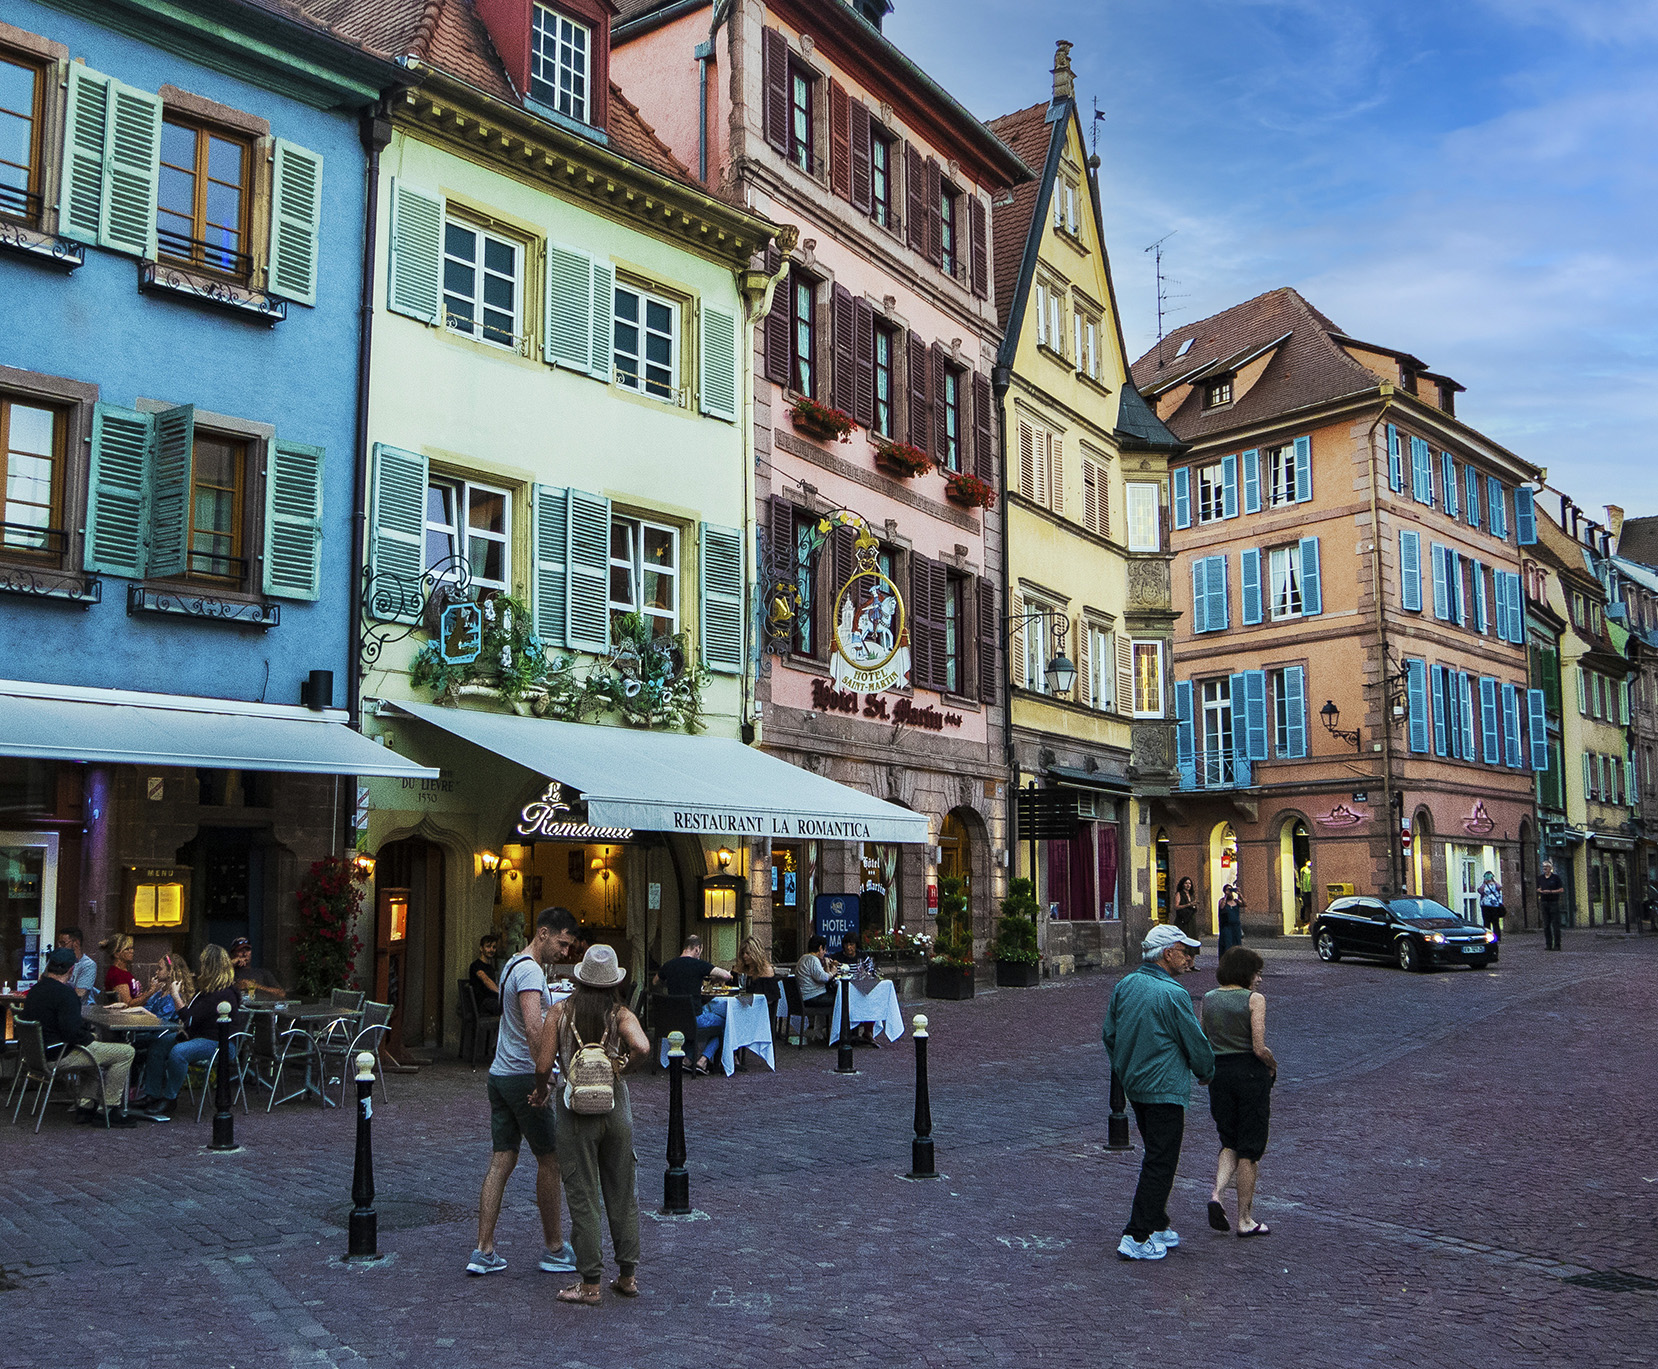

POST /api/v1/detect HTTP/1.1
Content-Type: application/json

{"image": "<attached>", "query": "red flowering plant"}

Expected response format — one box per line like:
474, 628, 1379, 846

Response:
789, 395, 857, 443
943, 471, 997, 509
872, 438, 933, 478
289, 855, 366, 998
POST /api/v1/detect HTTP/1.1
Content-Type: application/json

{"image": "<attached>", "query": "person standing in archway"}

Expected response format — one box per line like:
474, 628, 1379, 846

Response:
1295, 861, 1313, 931
1217, 885, 1244, 953
1477, 871, 1505, 942
1173, 877, 1199, 938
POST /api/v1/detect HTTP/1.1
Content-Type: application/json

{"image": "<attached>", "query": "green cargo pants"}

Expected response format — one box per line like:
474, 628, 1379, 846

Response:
553, 1081, 642, 1283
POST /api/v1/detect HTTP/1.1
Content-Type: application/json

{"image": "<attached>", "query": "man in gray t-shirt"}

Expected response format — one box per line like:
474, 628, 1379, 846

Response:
468, 907, 579, 1277
55, 928, 98, 1002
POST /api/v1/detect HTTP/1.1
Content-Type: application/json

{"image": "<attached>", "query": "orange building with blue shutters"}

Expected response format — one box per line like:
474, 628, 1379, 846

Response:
1132, 288, 1547, 936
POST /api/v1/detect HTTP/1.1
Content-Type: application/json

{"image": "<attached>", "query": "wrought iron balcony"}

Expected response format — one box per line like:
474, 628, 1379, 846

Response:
1176, 746, 1253, 792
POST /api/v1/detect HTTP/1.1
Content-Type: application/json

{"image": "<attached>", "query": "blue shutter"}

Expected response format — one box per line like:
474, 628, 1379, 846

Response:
367, 443, 428, 623
1442, 453, 1458, 519
1460, 673, 1476, 761
546, 242, 597, 371
1230, 673, 1249, 767
1242, 448, 1261, 514
1299, 536, 1322, 616
1244, 670, 1269, 761
1492, 567, 1510, 641
566, 488, 613, 653
1431, 544, 1450, 620
699, 302, 740, 422
1450, 553, 1464, 626
263, 439, 325, 601
388, 180, 444, 325
1281, 665, 1307, 759
588, 258, 615, 383
84, 403, 152, 577
531, 484, 569, 648
1174, 680, 1195, 787
1501, 683, 1521, 767
1221, 453, 1238, 519
1514, 486, 1537, 545
1431, 664, 1447, 756
700, 522, 745, 673
1240, 548, 1262, 625
1411, 437, 1433, 504
1387, 424, 1402, 492
1407, 659, 1429, 753
1173, 466, 1191, 529
1509, 572, 1525, 643
1400, 530, 1422, 611
1191, 558, 1206, 633
1472, 560, 1487, 633
1488, 477, 1507, 538
1480, 677, 1500, 763
1293, 435, 1312, 503
1527, 688, 1549, 770
268, 140, 324, 307
146, 404, 193, 580
1211, 554, 1230, 629
1466, 465, 1480, 527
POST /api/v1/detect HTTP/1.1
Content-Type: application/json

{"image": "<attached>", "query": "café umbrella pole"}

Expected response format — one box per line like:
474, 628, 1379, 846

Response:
834, 973, 858, 1075
209, 1000, 237, 1152
906, 1013, 938, 1179
662, 1031, 691, 1215
347, 1051, 383, 1260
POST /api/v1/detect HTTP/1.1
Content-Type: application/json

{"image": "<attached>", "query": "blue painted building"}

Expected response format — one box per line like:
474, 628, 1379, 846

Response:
0, 1, 430, 985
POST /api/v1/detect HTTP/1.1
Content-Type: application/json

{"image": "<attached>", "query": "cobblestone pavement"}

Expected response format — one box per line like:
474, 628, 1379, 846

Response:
4, 930, 1656, 1368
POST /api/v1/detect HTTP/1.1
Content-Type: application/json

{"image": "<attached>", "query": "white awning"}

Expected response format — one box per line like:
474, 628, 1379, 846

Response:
0, 679, 439, 778
389, 700, 930, 844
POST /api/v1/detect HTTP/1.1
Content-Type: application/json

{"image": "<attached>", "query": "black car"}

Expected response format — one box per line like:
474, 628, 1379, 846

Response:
1312, 896, 1498, 971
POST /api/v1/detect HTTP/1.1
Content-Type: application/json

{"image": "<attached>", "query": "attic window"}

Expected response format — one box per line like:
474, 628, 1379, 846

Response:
1204, 378, 1232, 409
1174, 338, 1193, 358
531, 3, 590, 124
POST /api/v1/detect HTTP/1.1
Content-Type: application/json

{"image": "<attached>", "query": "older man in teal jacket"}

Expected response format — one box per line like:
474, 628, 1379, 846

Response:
1103, 923, 1216, 1261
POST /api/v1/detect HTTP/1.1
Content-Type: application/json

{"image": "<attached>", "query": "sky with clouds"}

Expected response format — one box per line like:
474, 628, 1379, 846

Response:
886, 0, 1657, 523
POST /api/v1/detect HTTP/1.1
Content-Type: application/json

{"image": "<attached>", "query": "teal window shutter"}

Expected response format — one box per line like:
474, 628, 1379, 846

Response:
1174, 679, 1195, 785
1172, 466, 1191, 529
1411, 436, 1433, 504
1240, 547, 1262, 625
1488, 477, 1507, 538
1441, 453, 1458, 519
700, 521, 745, 674
1229, 672, 1250, 763
1449, 551, 1464, 625
1465, 466, 1480, 527
1514, 486, 1537, 544
1281, 665, 1307, 759
1293, 435, 1312, 503
1501, 683, 1521, 767
1399, 530, 1421, 611
1221, 452, 1238, 518
263, 440, 325, 600
565, 488, 612, 653
1191, 559, 1207, 633
1461, 672, 1477, 760
1507, 571, 1524, 642
545, 241, 595, 371
100, 81, 162, 257
532, 484, 569, 648
1298, 536, 1321, 615
1430, 664, 1447, 756
1430, 543, 1449, 620
60, 65, 112, 246
1492, 570, 1510, 642
84, 402, 152, 577
1212, 554, 1230, 629
1480, 676, 1500, 763
1472, 560, 1487, 632
1582, 752, 1592, 801
1406, 659, 1429, 753
268, 140, 324, 306
589, 258, 615, 382
1386, 424, 1401, 492
1243, 669, 1268, 760
146, 404, 195, 579
699, 301, 739, 422
388, 180, 444, 324
1241, 449, 1260, 514
367, 443, 428, 623
1527, 688, 1549, 770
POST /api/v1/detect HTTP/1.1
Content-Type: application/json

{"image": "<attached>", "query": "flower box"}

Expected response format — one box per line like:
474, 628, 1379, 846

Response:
789, 397, 856, 443
925, 963, 975, 1000
873, 440, 933, 479
994, 959, 1041, 988
943, 472, 996, 509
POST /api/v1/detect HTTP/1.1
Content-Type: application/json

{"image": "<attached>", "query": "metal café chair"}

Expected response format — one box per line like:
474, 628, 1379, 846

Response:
9, 1019, 108, 1132
315, 1000, 392, 1106
182, 1027, 253, 1122
456, 979, 498, 1067
330, 988, 365, 1013
647, 994, 700, 1073
246, 1007, 325, 1111
779, 975, 834, 1048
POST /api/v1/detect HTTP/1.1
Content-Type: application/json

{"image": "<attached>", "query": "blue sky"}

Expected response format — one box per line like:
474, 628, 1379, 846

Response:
886, 0, 1658, 523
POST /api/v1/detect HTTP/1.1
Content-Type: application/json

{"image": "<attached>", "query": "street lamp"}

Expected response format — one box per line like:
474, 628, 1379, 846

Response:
1008, 609, 1077, 698
1319, 699, 1362, 751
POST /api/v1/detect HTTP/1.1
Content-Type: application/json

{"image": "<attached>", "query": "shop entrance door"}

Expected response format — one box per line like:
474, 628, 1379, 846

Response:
1, 830, 57, 989
1457, 853, 1479, 922
377, 838, 447, 1051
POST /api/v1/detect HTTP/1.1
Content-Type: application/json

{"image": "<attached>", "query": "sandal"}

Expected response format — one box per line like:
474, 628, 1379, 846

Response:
610, 1277, 639, 1298
1207, 1200, 1230, 1232
1237, 1223, 1271, 1238
557, 1283, 602, 1305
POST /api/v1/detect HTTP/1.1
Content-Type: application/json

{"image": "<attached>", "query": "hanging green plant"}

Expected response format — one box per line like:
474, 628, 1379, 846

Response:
409, 592, 549, 701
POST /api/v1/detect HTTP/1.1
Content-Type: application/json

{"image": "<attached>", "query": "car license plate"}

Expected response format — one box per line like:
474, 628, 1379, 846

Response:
1461, 945, 1482, 954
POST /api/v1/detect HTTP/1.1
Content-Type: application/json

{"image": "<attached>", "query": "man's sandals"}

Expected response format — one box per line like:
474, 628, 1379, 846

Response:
558, 1278, 638, 1304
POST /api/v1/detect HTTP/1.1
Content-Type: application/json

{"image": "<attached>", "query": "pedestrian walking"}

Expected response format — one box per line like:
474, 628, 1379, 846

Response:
1218, 885, 1244, 953
1537, 861, 1566, 951
1477, 871, 1505, 942
1201, 946, 1276, 1238
1102, 925, 1216, 1261
1173, 877, 1199, 938
539, 944, 650, 1306
467, 906, 579, 1276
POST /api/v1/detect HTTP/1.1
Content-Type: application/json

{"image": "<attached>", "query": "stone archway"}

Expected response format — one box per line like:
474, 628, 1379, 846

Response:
1271, 810, 1313, 936
1409, 807, 1435, 899
1207, 821, 1238, 935
943, 804, 993, 951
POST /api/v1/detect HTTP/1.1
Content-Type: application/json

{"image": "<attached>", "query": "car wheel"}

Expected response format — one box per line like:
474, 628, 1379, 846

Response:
1396, 938, 1421, 972
1315, 929, 1340, 962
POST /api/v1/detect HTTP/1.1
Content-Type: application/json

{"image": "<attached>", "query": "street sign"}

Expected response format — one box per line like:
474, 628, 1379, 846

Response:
1351, 791, 1369, 803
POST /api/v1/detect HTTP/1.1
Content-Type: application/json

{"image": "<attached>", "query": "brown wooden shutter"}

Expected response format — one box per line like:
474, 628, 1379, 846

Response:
1018, 419, 1035, 501
1009, 590, 1026, 688
905, 144, 925, 252
1115, 633, 1134, 715
829, 81, 852, 200
832, 524, 856, 598
850, 101, 872, 213
762, 29, 789, 155
906, 331, 931, 455
1083, 458, 1099, 535
831, 283, 855, 416
977, 577, 998, 704
765, 496, 795, 625
852, 296, 876, 429
924, 158, 943, 266
763, 274, 792, 387
931, 343, 949, 463
972, 371, 994, 483
969, 194, 988, 299
927, 559, 950, 693
909, 552, 933, 689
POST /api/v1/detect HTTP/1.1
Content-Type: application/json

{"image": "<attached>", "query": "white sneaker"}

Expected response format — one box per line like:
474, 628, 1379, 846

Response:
1152, 1227, 1179, 1248
466, 1249, 508, 1275
1116, 1234, 1167, 1261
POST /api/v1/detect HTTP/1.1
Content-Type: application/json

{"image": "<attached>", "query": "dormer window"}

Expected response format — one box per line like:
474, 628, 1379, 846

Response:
531, 3, 590, 124
1204, 378, 1232, 409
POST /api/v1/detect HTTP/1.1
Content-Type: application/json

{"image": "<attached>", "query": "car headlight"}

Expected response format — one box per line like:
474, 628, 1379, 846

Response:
1428, 933, 1445, 944
1484, 929, 1496, 943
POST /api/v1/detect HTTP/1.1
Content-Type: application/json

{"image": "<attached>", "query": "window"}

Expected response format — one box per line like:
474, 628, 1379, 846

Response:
788, 59, 815, 174
1080, 315, 1099, 380
938, 365, 962, 471
870, 128, 893, 228
1205, 378, 1232, 408
1269, 545, 1303, 619
1082, 454, 1109, 538
0, 397, 63, 559
873, 322, 896, 437
157, 117, 251, 277
530, 4, 590, 123
613, 285, 677, 402
1085, 624, 1113, 711
1125, 482, 1159, 551
940, 183, 959, 277
443, 219, 520, 349
1266, 442, 1299, 507
793, 513, 816, 656
1020, 598, 1056, 694
1200, 678, 1233, 777
0, 52, 44, 225
185, 434, 245, 580
942, 573, 964, 694
1197, 461, 1227, 523
609, 516, 679, 639
426, 478, 510, 589
789, 269, 816, 396
1035, 283, 1049, 347
1132, 640, 1164, 717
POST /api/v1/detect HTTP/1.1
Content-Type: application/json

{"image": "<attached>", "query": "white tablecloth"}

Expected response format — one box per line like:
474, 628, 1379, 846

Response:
827, 978, 905, 1044
718, 993, 776, 1075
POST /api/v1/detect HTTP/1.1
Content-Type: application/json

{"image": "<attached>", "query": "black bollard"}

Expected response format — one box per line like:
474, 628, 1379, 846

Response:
906, 1013, 938, 1179
1106, 1066, 1132, 1151
662, 1031, 690, 1215
834, 973, 858, 1075
209, 1000, 237, 1152
347, 1051, 383, 1260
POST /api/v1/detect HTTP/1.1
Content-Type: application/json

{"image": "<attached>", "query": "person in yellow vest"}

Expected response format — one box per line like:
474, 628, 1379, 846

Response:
1296, 862, 1313, 930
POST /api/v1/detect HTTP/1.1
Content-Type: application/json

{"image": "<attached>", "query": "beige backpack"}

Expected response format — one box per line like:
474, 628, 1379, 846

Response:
562, 1016, 617, 1115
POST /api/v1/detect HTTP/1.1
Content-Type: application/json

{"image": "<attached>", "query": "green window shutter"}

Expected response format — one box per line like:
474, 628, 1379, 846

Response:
263, 440, 325, 600
268, 140, 323, 306
544, 242, 594, 371
61, 65, 112, 245
367, 443, 428, 623
84, 402, 152, 577
102, 81, 161, 256
589, 258, 614, 383
531, 483, 569, 648
146, 404, 195, 579
388, 180, 443, 324
699, 301, 739, 422
700, 521, 745, 674
565, 488, 611, 653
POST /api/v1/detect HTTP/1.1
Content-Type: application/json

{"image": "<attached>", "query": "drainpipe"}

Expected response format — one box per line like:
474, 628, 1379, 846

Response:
1364, 384, 1399, 893
348, 106, 394, 730
993, 364, 1018, 905
698, 1, 733, 186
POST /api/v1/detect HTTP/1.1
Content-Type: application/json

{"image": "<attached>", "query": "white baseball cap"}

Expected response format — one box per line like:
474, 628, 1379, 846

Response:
1142, 924, 1202, 959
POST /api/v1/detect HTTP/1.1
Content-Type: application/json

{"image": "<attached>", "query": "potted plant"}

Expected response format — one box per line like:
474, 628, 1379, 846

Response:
873, 438, 933, 479
290, 855, 366, 999
789, 395, 857, 443
993, 878, 1042, 987
925, 875, 975, 1000
943, 471, 997, 509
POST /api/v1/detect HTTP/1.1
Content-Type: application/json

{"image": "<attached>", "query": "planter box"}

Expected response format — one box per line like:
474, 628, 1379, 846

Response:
789, 410, 853, 444
994, 960, 1041, 988
874, 451, 926, 480
925, 964, 975, 1000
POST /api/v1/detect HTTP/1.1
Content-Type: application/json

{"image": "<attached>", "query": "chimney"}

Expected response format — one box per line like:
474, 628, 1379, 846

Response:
1051, 40, 1075, 104
1606, 504, 1625, 546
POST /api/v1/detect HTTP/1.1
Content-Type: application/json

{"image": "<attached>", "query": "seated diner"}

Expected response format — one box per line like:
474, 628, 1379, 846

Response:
131, 944, 241, 1119
653, 934, 731, 1076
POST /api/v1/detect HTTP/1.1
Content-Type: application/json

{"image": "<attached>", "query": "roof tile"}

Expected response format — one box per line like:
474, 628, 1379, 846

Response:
985, 101, 1052, 328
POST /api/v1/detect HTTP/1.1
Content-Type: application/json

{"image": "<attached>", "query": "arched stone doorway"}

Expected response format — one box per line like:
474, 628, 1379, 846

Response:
1275, 813, 1311, 935
1208, 821, 1238, 935
1154, 828, 1171, 922
377, 836, 448, 1052
942, 805, 992, 948
1409, 808, 1434, 899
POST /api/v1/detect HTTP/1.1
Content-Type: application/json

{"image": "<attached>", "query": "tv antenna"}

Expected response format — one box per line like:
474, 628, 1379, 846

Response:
1144, 231, 1179, 368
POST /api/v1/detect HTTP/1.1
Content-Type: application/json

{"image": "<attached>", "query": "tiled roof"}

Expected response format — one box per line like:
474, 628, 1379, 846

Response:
607, 81, 695, 180
1617, 517, 1658, 569
1128, 286, 1383, 443
985, 101, 1053, 328
611, 0, 682, 25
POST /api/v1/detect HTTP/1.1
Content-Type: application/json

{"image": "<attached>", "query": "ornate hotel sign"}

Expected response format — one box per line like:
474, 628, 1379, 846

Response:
516, 783, 634, 842
830, 530, 910, 693
438, 601, 483, 665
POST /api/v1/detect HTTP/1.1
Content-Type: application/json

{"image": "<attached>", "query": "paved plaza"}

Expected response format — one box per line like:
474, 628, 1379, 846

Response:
3, 931, 1655, 1368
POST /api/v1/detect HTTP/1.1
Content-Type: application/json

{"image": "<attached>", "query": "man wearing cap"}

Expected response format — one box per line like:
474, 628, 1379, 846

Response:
230, 938, 285, 999
24, 947, 139, 1126
1103, 924, 1216, 1260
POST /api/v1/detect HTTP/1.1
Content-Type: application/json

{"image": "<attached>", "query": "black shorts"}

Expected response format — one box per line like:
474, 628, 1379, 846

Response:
1209, 1053, 1273, 1162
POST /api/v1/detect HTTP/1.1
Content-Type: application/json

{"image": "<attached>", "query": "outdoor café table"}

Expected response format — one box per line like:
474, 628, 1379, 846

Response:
257, 1001, 357, 1106
83, 1005, 170, 1106
827, 976, 905, 1045
713, 991, 776, 1075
